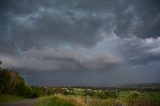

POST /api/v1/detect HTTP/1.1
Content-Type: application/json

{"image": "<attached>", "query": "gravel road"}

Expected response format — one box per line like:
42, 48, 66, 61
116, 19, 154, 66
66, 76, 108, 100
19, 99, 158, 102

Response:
0, 99, 36, 106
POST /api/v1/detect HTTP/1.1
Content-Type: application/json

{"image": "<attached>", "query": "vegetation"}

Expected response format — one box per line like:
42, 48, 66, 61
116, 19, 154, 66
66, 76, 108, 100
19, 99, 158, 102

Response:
0, 61, 160, 105
127, 92, 160, 106
0, 64, 36, 103
0, 94, 24, 104
34, 91, 160, 106
0, 68, 35, 98
35, 96, 75, 106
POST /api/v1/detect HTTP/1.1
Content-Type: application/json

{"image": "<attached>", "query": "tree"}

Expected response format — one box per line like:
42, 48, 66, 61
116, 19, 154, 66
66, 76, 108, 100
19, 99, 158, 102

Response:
15, 83, 34, 98
0, 60, 2, 65
0, 69, 11, 94
0, 69, 27, 95
0, 60, 2, 70
0, 68, 37, 97
8, 71, 25, 94
127, 93, 139, 106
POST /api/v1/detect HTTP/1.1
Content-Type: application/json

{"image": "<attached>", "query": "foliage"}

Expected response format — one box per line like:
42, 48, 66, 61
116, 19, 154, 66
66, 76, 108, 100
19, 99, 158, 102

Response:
0, 69, 34, 97
15, 83, 34, 98
84, 89, 117, 99
127, 92, 160, 106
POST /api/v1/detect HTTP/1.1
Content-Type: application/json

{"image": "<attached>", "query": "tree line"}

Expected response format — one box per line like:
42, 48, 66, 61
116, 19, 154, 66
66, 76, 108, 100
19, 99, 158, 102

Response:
0, 69, 34, 97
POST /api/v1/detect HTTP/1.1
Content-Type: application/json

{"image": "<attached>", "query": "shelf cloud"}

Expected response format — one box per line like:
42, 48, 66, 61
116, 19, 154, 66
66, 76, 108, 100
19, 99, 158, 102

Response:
0, 0, 160, 86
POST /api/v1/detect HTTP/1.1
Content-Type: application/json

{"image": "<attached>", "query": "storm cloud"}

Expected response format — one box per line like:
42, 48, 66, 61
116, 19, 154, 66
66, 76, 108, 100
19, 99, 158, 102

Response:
0, 0, 160, 86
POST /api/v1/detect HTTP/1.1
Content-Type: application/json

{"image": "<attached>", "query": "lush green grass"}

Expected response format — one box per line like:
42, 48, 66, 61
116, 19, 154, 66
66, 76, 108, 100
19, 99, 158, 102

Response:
35, 96, 75, 106
72, 88, 84, 95
152, 92, 160, 100
118, 91, 140, 99
0, 94, 24, 104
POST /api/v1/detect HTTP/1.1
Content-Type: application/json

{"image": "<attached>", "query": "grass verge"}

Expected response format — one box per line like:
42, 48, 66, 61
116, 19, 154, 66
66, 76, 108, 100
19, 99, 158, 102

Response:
35, 95, 119, 106
35, 96, 75, 106
0, 94, 24, 104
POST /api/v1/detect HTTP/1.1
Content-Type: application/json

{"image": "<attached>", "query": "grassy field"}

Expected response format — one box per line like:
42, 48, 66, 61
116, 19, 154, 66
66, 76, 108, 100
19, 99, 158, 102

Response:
1, 90, 160, 106
34, 91, 160, 106
0, 94, 24, 104
1, 88, 160, 106
35, 94, 126, 106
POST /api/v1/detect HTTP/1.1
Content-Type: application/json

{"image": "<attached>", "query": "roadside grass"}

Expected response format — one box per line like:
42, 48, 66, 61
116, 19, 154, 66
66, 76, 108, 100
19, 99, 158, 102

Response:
35, 95, 120, 106
55, 95, 86, 106
35, 96, 75, 106
0, 94, 24, 104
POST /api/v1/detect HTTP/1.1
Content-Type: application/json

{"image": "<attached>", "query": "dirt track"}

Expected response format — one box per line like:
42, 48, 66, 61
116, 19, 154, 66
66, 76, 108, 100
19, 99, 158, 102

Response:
0, 99, 36, 106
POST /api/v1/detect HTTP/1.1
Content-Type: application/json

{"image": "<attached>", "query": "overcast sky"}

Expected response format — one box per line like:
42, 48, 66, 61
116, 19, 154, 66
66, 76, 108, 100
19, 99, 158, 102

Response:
0, 0, 160, 86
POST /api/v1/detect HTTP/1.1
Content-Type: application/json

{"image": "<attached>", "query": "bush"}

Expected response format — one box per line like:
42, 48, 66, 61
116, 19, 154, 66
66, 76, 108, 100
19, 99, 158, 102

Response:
15, 83, 34, 98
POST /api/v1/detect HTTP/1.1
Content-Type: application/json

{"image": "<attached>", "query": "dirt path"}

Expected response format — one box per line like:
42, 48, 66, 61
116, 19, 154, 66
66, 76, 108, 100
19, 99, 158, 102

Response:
0, 99, 37, 106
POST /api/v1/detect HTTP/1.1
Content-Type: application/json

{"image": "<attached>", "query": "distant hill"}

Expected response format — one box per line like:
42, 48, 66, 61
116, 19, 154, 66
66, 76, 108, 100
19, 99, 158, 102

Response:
118, 83, 160, 88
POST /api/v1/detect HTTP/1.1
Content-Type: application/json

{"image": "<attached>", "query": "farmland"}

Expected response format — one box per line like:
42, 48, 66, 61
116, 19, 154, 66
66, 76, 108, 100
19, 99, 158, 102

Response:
34, 87, 160, 106
0, 69, 160, 106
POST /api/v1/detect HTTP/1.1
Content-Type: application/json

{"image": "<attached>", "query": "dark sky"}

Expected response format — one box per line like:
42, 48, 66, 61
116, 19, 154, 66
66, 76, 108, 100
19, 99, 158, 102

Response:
0, 0, 160, 86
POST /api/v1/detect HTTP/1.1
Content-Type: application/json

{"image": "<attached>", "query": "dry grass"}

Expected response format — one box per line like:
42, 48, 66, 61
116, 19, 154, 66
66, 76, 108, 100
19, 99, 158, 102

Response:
55, 95, 86, 106
54, 94, 119, 106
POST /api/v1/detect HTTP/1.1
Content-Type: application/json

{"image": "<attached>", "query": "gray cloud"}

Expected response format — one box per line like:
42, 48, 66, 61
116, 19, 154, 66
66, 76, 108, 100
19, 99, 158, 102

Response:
25, 46, 121, 70
1, 0, 159, 50
0, 0, 160, 86
116, 36, 160, 65
0, 36, 121, 71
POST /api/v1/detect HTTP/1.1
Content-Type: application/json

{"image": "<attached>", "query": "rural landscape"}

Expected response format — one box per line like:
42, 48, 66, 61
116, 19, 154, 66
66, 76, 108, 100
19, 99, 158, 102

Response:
0, 64, 160, 106
0, 0, 160, 106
